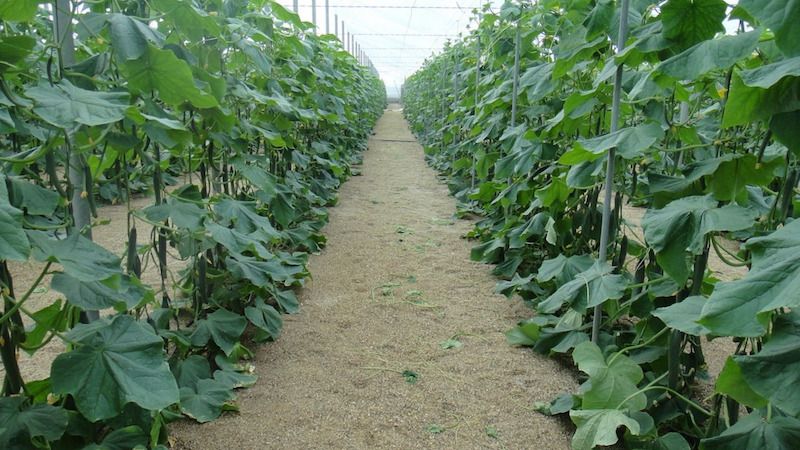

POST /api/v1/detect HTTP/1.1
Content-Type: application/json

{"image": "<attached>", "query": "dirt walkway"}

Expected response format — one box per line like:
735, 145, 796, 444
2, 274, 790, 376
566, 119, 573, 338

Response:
172, 106, 574, 449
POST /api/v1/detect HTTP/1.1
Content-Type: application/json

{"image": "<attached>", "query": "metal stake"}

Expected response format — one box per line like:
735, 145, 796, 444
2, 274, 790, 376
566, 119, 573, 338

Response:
311, 0, 317, 32
592, 0, 631, 344
510, 20, 521, 127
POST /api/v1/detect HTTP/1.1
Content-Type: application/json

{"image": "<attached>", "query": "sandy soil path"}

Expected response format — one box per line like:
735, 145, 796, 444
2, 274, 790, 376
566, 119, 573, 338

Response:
171, 106, 574, 449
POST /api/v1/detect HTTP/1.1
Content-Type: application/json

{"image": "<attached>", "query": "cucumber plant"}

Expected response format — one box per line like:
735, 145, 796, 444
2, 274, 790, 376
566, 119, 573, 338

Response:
0, 0, 385, 447
404, 0, 799, 448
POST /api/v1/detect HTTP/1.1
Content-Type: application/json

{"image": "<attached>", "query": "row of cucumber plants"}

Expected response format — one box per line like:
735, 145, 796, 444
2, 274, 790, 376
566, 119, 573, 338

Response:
0, 0, 385, 448
403, 0, 798, 448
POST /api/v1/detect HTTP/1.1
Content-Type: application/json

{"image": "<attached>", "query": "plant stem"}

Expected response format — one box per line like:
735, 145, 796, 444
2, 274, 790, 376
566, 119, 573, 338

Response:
609, 326, 669, 365
617, 384, 711, 416
0, 262, 52, 326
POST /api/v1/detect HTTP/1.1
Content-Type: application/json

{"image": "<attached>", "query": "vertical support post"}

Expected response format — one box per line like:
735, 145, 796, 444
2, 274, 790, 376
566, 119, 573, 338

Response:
325, 0, 330, 34
293, 0, 298, 13
335, 14, 339, 38
451, 46, 461, 169
510, 19, 521, 127
311, 0, 317, 32
472, 33, 480, 188
592, 0, 631, 344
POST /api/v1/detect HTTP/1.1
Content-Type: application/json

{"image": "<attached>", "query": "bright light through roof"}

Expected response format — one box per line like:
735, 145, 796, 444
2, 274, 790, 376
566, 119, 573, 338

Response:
279, 1, 744, 98
276, 1, 506, 98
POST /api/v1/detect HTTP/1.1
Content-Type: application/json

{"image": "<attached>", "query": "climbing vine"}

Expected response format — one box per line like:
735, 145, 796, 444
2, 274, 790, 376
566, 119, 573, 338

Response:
404, 0, 799, 448
0, 0, 384, 447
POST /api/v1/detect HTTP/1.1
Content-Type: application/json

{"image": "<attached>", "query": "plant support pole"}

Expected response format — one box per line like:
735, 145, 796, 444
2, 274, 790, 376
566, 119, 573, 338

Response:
502, 18, 522, 214
325, 0, 330, 34
311, 0, 317, 32
592, 0, 630, 344
510, 19, 521, 128
472, 34, 481, 188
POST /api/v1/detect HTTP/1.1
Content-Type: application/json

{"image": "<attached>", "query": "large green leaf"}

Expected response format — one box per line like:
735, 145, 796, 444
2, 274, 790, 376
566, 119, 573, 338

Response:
267, 0, 305, 29
661, 0, 727, 48
700, 413, 800, 449
723, 57, 800, 127
51, 315, 179, 421
652, 296, 710, 336
536, 254, 595, 286
273, 288, 300, 314
739, 57, 800, 89
534, 176, 570, 207
0, 397, 68, 447
226, 254, 307, 288
190, 309, 247, 356
739, 0, 800, 57
520, 62, 555, 102
0, 35, 36, 73
770, 110, 800, 156
570, 408, 641, 450
143, 201, 207, 232
206, 222, 272, 259
699, 219, 800, 336
151, 0, 221, 41
0, 203, 29, 261
107, 13, 163, 61
708, 154, 779, 202
173, 355, 235, 423
715, 357, 768, 409
28, 231, 121, 282
244, 297, 283, 341
26, 80, 130, 129
51, 273, 151, 311
573, 341, 647, 411
123, 45, 218, 109
646, 433, 691, 450
642, 196, 756, 284
505, 321, 541, 346
82, 426, 149, 450
561, 123, 663, 164
537, 261, 627, 313
648, 155, 734, 196
214, 198, 280, 238
657, 31, 760, 80
733, 313, 800, 415
0, 0, 41, 22
8, 176, 61, 216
